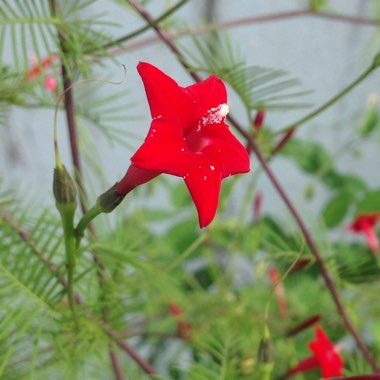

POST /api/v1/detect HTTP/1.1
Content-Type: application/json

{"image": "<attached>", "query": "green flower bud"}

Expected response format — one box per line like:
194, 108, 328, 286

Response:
258, 326, 274, 365
53, 165, 77, 206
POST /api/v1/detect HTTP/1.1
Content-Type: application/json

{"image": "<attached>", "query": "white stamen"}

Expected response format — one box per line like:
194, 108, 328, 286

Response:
198, 103, 229, 128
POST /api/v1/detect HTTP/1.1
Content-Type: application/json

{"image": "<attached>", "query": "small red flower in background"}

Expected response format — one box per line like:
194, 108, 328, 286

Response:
116, 62, 250, 227
26, 53, 58, 92
44, 75, 58, 92
169, 301, 191, 339
268, 265, 288, 318
253, 109, 265, 132
348, 213, 380, 253
284, 326, 344, 379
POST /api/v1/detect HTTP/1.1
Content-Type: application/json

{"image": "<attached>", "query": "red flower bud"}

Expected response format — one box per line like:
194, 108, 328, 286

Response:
253, 109, 265, 132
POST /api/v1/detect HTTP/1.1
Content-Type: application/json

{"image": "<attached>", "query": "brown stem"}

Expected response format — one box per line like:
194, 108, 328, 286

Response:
1, 207, 157, 376
61, 64, 82, 182
109, 333, 158, 375
127, 0, 380, 373
109, 345, 125, 380
272, 128, 296, 155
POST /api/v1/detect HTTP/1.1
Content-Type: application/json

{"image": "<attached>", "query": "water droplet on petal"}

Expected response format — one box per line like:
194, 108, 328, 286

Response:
203, 176, 207, 180
210, 165, 215, 171
181, 148, 185, 152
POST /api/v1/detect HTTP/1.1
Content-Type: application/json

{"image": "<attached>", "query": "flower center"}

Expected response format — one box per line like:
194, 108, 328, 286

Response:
198, 103, 229, 129
184, 103, 229, 153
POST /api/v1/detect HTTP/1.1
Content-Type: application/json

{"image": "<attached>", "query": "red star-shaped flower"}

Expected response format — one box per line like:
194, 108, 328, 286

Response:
348, 213, 380, 253
283, 326, 344, 379
116, 62, 250, 227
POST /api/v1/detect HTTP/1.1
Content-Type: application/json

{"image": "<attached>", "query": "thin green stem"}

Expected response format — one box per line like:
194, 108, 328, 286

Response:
277, 63, 377, 135
100, 0, 189, 51
59, 206, 79, 328
75, 203, 103, 245
65, 234, 78, 327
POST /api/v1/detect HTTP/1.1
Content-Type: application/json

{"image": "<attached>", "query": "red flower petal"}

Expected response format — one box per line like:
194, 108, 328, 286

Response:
137, 62, 193, 124
348, 213, 380, 232
309, 326, 344, 378
283, 355, 320, 378
197, 123, 250, 177
131, 118, 192, 176
183, 154, 222, 227
185, 75, 227, 131
363, 227, 380, 253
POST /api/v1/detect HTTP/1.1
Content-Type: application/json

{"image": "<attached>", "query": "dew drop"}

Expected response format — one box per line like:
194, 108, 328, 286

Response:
157, 115, 162, 119
181, 148, 185, 152
210, 165, 215, 171
203, 176, 207, 180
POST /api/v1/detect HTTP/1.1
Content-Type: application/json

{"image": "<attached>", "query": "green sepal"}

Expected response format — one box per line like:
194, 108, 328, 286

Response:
97, 183, 125, 213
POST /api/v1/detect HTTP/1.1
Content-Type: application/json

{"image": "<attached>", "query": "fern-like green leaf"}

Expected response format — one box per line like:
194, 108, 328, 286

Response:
182, 34, 312, 112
